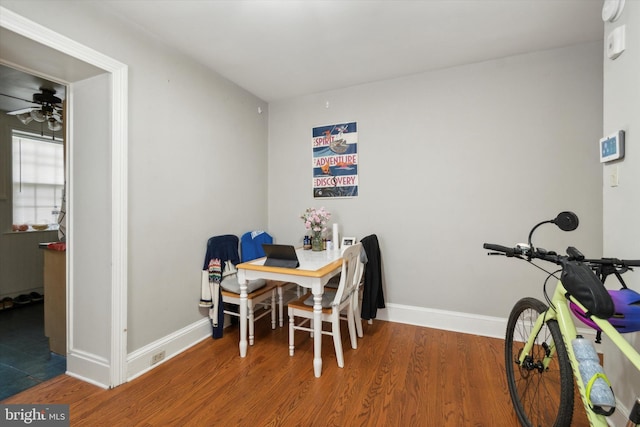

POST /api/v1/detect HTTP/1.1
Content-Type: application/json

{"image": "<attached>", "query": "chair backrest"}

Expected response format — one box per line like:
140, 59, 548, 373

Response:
203, 234, 239, 270
331, 243, 363, 308
240, 231, 273, 262
354, 252, 365, 288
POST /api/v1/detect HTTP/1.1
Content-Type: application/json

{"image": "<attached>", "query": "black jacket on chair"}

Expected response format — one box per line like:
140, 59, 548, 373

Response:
360, 234, 385, 320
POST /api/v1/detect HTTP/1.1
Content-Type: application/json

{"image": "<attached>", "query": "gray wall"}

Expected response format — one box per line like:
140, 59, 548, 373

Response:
268, 42, 604, 319
602, 1, 640, 419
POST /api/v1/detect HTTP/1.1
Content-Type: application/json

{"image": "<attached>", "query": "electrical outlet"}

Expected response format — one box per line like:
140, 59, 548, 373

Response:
151, 350, 165, 365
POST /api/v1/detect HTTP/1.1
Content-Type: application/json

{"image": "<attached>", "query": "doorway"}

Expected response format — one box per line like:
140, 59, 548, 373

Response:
0, 6, 129, 388
0, 68, 67, 397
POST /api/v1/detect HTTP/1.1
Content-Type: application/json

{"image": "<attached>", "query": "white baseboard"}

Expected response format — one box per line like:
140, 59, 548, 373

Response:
376, 303, 508, 338
66, 348, 111, 389
126, 318, 212, 382
377, 302, 599, 342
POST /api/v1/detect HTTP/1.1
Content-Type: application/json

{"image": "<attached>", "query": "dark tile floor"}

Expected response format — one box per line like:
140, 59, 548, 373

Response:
0, 301, 66, 400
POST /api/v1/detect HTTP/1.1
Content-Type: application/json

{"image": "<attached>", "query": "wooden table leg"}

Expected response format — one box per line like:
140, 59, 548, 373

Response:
313, 291, 323, 377
238, 272, 248, 357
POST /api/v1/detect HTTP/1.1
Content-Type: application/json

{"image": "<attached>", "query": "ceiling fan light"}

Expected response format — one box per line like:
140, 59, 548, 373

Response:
47, 118, 62, 132
30, 109, 46, 122
16, 113, 33, 125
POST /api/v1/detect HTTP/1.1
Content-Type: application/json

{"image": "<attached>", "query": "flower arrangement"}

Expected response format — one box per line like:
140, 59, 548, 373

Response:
301, 207, 331, 234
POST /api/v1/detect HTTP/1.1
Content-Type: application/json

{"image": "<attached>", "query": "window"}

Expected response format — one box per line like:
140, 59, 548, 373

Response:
12, 130, 64, 228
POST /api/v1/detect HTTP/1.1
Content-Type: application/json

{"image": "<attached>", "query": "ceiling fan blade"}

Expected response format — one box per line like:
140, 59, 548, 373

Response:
6, 107, 37, 115
0, 92, 39, 105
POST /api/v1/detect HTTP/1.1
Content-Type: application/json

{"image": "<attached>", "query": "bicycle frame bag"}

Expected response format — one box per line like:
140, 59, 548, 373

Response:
561, 260, 614, 319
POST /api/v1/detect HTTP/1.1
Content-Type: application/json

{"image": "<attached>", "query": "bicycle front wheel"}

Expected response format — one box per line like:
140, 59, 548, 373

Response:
505, 297, 574, 427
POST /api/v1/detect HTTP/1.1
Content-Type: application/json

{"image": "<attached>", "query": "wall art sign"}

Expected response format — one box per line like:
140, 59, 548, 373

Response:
312, 122, 358, 198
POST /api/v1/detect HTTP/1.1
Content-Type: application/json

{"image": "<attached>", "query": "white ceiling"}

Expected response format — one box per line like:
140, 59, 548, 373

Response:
95, 0, 604, 102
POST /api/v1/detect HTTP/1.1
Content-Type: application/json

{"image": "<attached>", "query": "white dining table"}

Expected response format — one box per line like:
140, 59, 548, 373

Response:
236, 248, 343, 377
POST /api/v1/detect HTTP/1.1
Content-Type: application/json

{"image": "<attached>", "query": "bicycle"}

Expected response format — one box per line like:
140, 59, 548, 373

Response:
483, 211, 640, 427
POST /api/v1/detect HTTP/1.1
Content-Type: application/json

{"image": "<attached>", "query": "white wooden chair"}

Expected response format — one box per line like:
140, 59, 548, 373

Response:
219, 263, 277, 346
287, 243, 362, 368
204, 234, 278, 343
349, 255, 365, 339
325, 246, 366, 339
275, 281, 300, 327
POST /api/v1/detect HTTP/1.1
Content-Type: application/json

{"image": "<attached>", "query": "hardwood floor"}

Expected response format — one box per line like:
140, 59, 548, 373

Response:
3, 319, 591, 426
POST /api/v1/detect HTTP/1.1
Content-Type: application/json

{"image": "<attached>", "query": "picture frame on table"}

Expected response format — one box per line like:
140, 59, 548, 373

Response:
341, 237, 356, 247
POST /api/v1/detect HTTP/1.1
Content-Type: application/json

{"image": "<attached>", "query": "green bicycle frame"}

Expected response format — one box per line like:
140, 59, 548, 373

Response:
518, 280, 640, 427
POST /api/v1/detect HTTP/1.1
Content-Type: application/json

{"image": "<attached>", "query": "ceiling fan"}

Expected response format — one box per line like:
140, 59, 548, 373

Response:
1, 88, 64, 133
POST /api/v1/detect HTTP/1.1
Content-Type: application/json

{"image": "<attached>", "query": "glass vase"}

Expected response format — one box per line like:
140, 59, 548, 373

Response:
311, 232, 323, 251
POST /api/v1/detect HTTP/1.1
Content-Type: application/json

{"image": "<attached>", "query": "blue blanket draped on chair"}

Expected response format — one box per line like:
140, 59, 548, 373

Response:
203, 234, 240, 339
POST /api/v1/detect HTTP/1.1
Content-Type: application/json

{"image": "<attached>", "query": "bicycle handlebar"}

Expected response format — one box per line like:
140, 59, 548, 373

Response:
482, 243, 517, 257
483, 242, 640, 268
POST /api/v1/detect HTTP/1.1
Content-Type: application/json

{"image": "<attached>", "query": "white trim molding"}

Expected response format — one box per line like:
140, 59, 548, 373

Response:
108, 62, 129, 389
378, 302, 507, 338
65, 349, 111, 390
376, 302, 599, 342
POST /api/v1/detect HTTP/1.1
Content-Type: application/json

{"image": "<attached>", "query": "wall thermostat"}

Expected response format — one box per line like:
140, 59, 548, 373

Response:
600, 130, 625, 163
